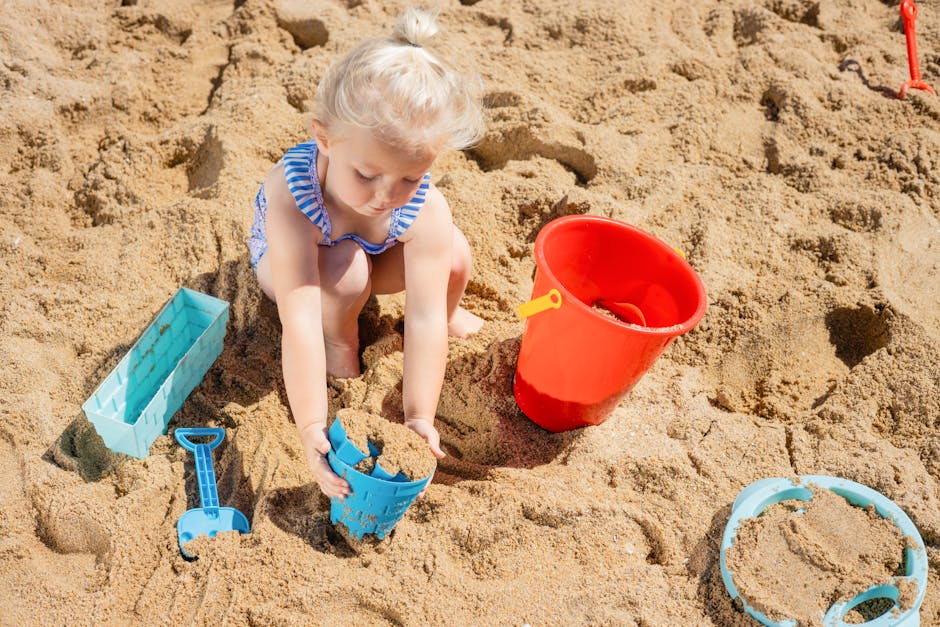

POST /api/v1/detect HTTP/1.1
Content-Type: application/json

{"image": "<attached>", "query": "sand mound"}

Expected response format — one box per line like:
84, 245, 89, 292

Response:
1, 0, 937, 624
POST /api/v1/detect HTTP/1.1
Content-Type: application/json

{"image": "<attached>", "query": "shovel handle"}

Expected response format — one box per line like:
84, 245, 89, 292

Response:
175, 428, 224, 515
175, 427, 225, 452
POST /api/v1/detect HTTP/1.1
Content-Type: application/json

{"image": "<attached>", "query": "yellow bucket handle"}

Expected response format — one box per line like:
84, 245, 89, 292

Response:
517, 289, 563, 319
516, 246, 680, 320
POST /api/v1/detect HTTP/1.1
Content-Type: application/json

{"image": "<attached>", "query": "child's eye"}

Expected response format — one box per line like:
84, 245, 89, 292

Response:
356, 170, 376, 181
404, 177, 420, 184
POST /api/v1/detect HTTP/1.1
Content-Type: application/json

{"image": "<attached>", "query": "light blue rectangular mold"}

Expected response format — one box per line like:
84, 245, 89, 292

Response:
81, 288, 229, 458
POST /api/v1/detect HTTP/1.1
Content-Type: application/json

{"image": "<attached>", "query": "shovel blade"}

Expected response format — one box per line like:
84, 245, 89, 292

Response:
177, 507, 250, 557
596, 299, 647, 326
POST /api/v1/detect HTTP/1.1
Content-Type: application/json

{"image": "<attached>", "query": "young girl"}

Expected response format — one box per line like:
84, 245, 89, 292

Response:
248, 8, 485, 499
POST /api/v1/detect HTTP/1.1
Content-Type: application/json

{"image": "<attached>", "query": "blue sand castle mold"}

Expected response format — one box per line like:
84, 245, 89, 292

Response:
328, 419, 369, 466
369, 459, 407, 482
720, 476, 928, 627
175, 428, 250, 558
363, 437, 410, 482
327, 418, 411, 482
81, 288, 229, 458
327, 420, 432, 539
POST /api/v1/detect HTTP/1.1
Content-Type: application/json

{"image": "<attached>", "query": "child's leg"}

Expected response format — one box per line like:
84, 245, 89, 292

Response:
445, 227, 484, 337
255, 239, 371, 377
371, 224, 483, 338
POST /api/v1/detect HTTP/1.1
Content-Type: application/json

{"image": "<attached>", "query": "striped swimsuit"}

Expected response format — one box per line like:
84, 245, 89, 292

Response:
248, 140, 430, 269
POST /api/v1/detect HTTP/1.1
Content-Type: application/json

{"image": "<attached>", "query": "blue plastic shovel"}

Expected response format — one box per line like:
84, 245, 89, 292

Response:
175, 428, 250, 558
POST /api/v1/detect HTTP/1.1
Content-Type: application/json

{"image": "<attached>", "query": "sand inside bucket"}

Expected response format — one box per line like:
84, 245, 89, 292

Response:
592, 302, 631, 323
725, 485, 909, 625
334, 409, 437, 481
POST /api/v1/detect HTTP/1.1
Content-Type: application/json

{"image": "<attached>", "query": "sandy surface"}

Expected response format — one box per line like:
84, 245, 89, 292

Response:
1, 0, 939, 624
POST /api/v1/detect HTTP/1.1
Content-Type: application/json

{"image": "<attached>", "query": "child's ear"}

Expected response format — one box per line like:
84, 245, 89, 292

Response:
311, 119, 331, 155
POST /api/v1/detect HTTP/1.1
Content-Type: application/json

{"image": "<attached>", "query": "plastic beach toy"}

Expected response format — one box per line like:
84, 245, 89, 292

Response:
720, 476, 928, 627
82, 288, 229, 458
175, 428, 250, 558
326, 420, 432, 539
898, 0, 935, 99
513, 215, 707, 432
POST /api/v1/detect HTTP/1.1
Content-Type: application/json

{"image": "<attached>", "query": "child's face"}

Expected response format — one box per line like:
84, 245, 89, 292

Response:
318, 124, 436, 218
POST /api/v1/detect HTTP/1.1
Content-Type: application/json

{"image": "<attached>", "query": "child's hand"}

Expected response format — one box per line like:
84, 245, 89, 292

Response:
404, 418, 442, 500
299, 422, 350, 499
404, 418, 446, 459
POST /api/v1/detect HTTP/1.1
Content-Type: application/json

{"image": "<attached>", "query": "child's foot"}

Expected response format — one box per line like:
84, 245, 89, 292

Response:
324, 338, 361, 378
447, 306, 484, 338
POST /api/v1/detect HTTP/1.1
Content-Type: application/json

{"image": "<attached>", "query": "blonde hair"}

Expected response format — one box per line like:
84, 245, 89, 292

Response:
314, 7, 484, 154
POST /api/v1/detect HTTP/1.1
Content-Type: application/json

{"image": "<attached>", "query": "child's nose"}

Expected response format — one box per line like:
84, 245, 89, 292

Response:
374, 183, 395, 205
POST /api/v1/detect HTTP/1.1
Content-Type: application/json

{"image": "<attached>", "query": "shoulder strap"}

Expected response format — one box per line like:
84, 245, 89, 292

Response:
282, 141, 329, 232
391, 173, 431, 238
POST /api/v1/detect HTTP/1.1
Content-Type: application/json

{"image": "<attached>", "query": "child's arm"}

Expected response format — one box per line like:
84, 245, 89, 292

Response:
263, 165, 350, 498
399, 187, 454, 459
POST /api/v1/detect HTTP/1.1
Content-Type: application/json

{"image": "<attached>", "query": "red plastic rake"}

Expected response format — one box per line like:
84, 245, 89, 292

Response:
899, 0, 936, 99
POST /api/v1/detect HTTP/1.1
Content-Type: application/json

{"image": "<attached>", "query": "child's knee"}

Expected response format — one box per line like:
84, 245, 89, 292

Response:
255, 254, 277, 302
451, 227, 472, 280
326, 240, 372, 298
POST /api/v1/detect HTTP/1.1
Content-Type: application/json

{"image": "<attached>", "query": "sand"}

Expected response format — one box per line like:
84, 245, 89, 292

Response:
335, 409, 437, 480
1, 0, 938, 624
726, 486, 907, 625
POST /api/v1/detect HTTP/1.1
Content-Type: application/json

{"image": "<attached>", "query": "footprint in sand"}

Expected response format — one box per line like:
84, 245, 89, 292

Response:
712, 300, 890, 419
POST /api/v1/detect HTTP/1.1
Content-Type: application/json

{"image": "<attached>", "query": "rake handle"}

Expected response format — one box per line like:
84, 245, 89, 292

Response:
902, 0, 923, 82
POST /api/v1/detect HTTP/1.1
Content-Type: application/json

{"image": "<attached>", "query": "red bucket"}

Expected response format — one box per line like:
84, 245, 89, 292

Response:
513, 215, 707, 432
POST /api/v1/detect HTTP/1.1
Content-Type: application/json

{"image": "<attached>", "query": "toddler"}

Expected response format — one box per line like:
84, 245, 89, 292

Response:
248, 8, 484, 498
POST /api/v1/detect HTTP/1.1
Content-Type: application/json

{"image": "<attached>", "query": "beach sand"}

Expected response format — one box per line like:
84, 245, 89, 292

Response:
1, 0, 938, 624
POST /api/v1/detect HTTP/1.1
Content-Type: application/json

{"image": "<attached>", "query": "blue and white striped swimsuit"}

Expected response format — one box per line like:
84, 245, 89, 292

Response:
248, 140, 430, 269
